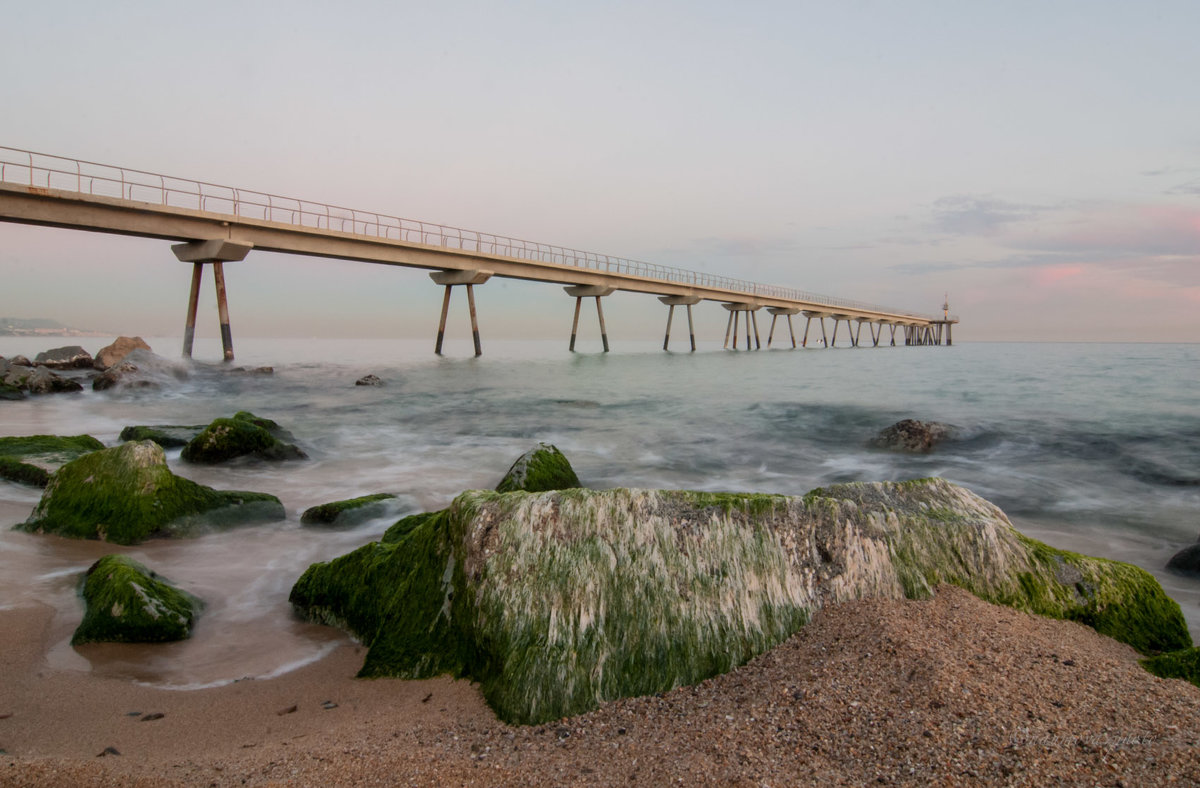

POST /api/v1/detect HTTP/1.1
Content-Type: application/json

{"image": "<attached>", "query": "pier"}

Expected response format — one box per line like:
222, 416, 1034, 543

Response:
0, 147, 957, 359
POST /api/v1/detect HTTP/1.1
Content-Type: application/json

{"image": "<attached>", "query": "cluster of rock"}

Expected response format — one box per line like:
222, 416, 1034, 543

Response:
1, 337, 169, 397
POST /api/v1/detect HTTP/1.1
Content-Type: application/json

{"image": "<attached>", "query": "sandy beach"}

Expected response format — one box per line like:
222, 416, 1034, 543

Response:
3, 585, 1199, 786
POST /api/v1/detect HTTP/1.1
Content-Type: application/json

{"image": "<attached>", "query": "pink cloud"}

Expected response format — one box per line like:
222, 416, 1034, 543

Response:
1032, 264, 1086, 287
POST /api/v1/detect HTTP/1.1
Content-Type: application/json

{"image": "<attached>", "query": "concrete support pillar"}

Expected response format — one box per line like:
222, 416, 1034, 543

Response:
802, 311, 830, 348
659, 295, 701, 352
172, 239, 253, 361
767, 307, 799, 348
430, 269, 492, 356
564, 285, 615, 352
830, 319, 841, 348
946, 323, 953, 346
722, 303, 760, 350
890, 324, 897, 346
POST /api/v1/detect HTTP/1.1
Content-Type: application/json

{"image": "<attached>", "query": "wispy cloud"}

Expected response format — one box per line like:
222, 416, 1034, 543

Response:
928, 195, 1052, 236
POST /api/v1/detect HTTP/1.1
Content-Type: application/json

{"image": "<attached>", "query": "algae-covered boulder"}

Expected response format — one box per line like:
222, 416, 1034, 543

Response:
291, 478, 1189, 725
120, 424, 207, 449
494, 442, 581, 493
1142, 648, 1200, 689
72, 554, 202, 645
0, 434, 105, 488
181, 411, 306, 463
301, 493, 398, 527
17, 440, 285, 544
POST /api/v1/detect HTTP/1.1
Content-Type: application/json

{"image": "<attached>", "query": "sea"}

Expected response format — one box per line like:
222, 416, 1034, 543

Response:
1, 336, 1198, 689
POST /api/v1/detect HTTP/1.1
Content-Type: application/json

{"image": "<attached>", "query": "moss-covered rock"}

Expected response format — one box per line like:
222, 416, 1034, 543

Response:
301, 493, 397, 527
291, 478, 1188, 725
119, 424, 207, 448
0, 382, 24, 400
16, 440, 284, 544
0, 434, 105, 488
72, 555, 202, 645
494, 442, 581, 493
1141, 648, 1200, 689
181, 411, 306, 463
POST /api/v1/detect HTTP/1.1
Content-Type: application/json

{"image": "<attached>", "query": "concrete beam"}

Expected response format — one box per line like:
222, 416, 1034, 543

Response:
658, 295, 702, 306
171, 239, 252, 263
767, 307, 800, 315
722, 302, 760, 311
564, 285, 615, 297
430, 269, 492, 286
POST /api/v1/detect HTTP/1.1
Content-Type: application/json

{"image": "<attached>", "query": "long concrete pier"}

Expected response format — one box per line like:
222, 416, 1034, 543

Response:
0, 147, 957, 358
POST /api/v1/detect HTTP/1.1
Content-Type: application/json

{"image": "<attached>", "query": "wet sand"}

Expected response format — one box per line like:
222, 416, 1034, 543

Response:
4, 586, 1200, 786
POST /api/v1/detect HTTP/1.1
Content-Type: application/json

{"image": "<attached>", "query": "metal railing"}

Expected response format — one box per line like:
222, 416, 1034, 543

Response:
0, 146, 943, 321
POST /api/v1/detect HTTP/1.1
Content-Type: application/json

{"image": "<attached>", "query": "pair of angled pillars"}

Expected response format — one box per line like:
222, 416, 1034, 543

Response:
721, 306, 803, 350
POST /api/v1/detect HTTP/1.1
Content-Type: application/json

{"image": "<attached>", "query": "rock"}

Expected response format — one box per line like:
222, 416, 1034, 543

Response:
119, 424, 207, 448
9, 355, 31, 367
0, 383, 23, 401
355, 374, 383, 386
72, 555, 202, 645
301, 493, 398, 527
0, 434, 105, 487
495, 442, 582, 493
289, 478, 1189, 725
181, 411, 307, 463
229, 366, 274, 375
21, 366, 84, 394
93, 337, 151, 370
1166, 543, 1200, 577
872, 419, 955, 452
92, 361, 160, 392
17, 440, 285, 544
33, 345, 93, 369
1141, 647, 1200, 689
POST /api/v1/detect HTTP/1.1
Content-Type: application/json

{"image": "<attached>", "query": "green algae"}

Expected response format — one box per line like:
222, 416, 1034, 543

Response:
1141, 648, 1200, 688
181, 411, 306, 463
17, 440, 284, 545
301, 493, 397, 527
73, 554, 202, 645
495, 442, 581, 493
382, 510, 444, 543
0, 434, 105, 488
119, 425, 206, 448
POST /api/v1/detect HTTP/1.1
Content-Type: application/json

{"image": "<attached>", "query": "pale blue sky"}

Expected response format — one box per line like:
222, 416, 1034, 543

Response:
2, 1, 1198, 341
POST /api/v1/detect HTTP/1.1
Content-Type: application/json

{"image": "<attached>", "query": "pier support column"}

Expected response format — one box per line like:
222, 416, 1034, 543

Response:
767, 307, 800, 348
172, 239, 253, 361
869, 322, 882, 347
801, 311, 830, 348
564, 285, 615, 352
889, 324, 898, 346
722, 303, 761, 350
658, 295, 701, 351
430, 270, 493, 356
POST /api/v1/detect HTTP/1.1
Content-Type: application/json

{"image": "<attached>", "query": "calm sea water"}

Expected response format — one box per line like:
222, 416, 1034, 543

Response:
2, 336, 1198, 687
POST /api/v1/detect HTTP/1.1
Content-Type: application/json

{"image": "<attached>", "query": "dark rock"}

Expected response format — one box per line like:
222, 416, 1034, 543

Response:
290, 478, 1189, 725
72, 555, 202, 645
0, 383, 24, 401
229, 366, 274, 375
96, 746, 121, 757
17, 440, 285, 544
355, 374, 383, 386
94, 337, 151, 370
119, 424, 206, 448
34, 345, 93, 369
181, 411, 306, 464
140, 713, 165, 722
301, 493, 398, 527
1166, 543, 1200, 577
9, 355, 31, 367
92, 361, 160, 392
23, 367, 84, 395
0, 434, 105, 488
872, 419, 956, 453
495, 443, 582, 493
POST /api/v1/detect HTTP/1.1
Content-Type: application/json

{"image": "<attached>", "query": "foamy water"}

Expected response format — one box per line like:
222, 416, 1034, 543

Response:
2, 336, 1198, 686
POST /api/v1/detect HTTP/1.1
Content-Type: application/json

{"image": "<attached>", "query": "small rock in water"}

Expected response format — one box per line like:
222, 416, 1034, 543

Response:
94, 337, 151, 370
355, 374, 383, 386
871, 419, 956, 453
229, 366, 274, 375
34, 345, 93, 370
1166, 543, 1200, 577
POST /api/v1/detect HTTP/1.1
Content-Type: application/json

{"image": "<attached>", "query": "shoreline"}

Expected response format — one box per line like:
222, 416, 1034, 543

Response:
4, 586, 1200, 786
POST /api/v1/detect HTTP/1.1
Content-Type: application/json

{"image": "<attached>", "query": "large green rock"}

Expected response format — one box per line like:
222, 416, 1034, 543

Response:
290, 478, 1191, 725
494, 442, 581, 493
301, 493, 397, 527
16, 440, 285, 544
0, 434, 105, 488
181, 411, 306, 463
72, 555, 202, 645
1142, 648, 1200, 689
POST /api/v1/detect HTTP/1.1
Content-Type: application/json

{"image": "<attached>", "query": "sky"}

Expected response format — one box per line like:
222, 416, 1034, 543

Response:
1, 0, 1198, 343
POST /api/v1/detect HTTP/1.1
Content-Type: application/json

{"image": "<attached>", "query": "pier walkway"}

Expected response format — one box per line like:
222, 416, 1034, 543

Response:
0, 146, 956, 359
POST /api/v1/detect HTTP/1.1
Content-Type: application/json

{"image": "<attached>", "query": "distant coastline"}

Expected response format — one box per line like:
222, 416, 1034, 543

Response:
0, 317, 107, 338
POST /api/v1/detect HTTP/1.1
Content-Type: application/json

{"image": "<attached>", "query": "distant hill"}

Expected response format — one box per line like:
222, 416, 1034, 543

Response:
0, 317, 105, 337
